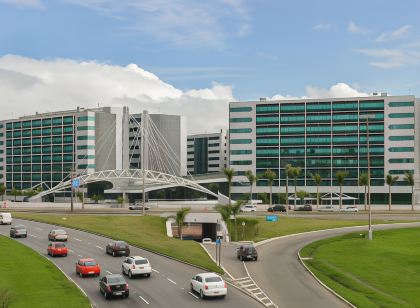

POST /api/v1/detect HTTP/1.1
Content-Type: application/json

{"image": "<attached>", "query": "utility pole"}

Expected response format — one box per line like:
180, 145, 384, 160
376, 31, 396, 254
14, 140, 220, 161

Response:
70, 166, 75, 212
141, 110, 149, 216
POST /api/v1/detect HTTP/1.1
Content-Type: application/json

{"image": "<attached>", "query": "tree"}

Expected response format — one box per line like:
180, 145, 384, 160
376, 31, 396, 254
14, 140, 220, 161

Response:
223, 168, 235, 207
291, 167, 302, 209
264, 169, 277, 206
335, 171, 348, 210
386, 174, 399, 211
0, 184, 6, 201
359, 173, 369, 211
10, 187, 20, 202
311, 173, 322, 209
285, 164, 293, 208
296, 190, 309, 205
76, 191, 84, 203
231, 201, 243, 241
171, 207, 190, 240
278, 193, 287, 205
116, 195, 126, 206
245, 171, 256, 205
257, 193, 269, 204
23, 189, 38, 198
404, 172, 415, 211
215, 204, 232, 239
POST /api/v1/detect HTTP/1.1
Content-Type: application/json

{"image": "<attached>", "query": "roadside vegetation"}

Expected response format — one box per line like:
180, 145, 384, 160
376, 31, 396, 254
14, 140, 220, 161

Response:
300, 227, 420, 307
0, 235, 90, 308
13, 213, 222, 273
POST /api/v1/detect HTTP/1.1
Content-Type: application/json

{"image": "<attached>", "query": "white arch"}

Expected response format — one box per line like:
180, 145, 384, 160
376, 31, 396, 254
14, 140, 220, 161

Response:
30, 169, 220, 200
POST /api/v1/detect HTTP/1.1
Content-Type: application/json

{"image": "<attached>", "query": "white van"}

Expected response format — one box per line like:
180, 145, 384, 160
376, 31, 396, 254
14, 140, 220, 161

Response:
0, 213, 12, 225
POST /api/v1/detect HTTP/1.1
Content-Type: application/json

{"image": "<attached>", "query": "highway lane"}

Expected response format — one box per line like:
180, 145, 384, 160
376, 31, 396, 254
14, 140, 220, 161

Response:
245, 222, 420, 308
0, 219, 260, 308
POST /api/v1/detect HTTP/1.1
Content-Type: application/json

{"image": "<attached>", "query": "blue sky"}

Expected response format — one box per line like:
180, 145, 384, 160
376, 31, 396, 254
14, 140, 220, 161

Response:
1, 0, 420, 132
1, 0, 420, 99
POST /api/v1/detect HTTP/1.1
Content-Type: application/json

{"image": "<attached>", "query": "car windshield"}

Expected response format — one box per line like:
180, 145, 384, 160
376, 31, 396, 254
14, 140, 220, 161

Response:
84, 261, 97, 266
205, 277, 222, 283
116, 243, 127, 249
15, 225, 25, 229
108, 276, 125, 284
55, 230, 66, 235
55, 243, 65, 248
135, 259, 148, 265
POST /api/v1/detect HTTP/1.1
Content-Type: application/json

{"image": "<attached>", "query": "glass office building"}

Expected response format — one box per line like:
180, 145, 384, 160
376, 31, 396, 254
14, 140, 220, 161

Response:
229, 95, 419, 204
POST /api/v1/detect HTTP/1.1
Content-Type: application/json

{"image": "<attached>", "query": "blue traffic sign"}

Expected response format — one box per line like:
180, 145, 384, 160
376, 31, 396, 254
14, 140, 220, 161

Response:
266, 215, 279, 222
72, 178, 80, 188
216, 239, 222, 245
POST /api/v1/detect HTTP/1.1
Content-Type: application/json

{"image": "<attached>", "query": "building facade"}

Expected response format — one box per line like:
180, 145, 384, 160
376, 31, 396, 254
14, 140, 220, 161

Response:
187, 130, 227, 175
229, 94, 419, 204
0, 107, 130, 191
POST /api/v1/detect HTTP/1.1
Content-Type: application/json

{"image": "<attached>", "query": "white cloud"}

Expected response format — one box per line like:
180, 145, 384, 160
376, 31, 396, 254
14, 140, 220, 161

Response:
0, 0, 43, 8
313, 23, 331, 31
271, 83, 369, 100
355, 47, 420, 69
0, 55, 231, 133
376, 25, 411, 42
64, 0, 251, 48
348, 20, 369, 34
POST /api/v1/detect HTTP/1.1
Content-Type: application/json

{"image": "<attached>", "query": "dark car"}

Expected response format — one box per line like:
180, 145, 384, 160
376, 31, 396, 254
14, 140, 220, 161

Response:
237, 244, 258, 261
10, 225, 27, 238
106, 241, 130, 257
296, 204, 313, 211
267, 205, 287, 213
99, 274, 129, 299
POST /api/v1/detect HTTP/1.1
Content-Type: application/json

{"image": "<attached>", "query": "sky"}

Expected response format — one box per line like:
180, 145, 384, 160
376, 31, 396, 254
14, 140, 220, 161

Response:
1, 0, 420, 133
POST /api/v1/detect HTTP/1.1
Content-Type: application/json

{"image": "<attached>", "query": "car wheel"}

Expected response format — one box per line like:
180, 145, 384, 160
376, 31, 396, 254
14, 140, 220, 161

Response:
104, 292, 109, 300
147, 273, 151, 277
200, 290, 205, 299
79, 272, 83, 278
239, 255, 243, 261
112, 251, 116, 257
128, 271, 132, 279
254, 257, 258, 261
190, 284, 194, 293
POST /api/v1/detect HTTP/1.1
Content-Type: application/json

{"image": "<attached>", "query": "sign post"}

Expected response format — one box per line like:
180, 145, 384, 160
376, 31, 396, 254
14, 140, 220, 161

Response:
241, 221, 246, 240
265, 215, 279, 222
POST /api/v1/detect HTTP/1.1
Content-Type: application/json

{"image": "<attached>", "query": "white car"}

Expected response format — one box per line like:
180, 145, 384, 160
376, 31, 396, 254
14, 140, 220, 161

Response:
0, 213, 12, 225
190, 273, 227, 299
240, 204, 257, 212
128, 203, 150, 210
122, 256, 152, 278
344, 206, 359, 212
318, 206, 335, 212
202, 238, 212, 244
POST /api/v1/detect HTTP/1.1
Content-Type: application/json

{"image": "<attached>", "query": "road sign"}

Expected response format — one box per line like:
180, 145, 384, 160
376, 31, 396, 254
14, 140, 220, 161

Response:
216, 231, 223, 237
72, 178, 80, 188
216, 238, 221, 245
266, 215, 279, 222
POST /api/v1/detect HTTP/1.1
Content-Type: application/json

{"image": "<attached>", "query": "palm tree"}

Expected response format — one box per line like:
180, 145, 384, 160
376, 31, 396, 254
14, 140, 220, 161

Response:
335, 171, 348, 210
386, 174, 399, 211
296, 190, 309, 205
0, 184, 5, 201
291, 167, 302, 209
245, 171, 256, 205
264, 169, 277, 206
311, 173, 322, 209
231, 201, 243, 241
285, 164, 292, 208
171, 207, 190, 240
359, 173, 369, 211
10, 187, 20, 202
404, 172, 415, 211
215, 204, 232, 239
223, 168, 235, 207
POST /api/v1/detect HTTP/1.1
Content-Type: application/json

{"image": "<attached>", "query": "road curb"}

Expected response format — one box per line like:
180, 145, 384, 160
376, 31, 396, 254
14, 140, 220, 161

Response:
15, 216, 223, 275
297, 249, 356, 308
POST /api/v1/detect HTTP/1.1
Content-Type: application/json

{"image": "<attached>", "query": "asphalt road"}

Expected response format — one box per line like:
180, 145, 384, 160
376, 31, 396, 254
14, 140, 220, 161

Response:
247, 222, 420, 308
0, 219, 260, 308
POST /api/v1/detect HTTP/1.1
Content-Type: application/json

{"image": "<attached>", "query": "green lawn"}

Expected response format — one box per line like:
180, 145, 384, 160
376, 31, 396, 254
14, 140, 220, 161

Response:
0, 235, 90, 308
231, 216, 407, 242
300, 228, 420, 307
13, 213, 222, 273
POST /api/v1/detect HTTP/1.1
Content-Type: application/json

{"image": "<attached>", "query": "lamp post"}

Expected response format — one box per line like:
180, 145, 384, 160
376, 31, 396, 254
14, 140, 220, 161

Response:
241, 221, 246, 240
360, 114, 375, 240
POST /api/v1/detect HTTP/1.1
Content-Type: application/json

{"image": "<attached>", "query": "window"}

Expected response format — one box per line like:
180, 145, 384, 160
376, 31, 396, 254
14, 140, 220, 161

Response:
230, 117, 252, 123
78, 164, 95, 169
306, 103, 331, 111
389, 101, 414, 107
389, 124, 414, 130
52, 127, 62, 135
256, 149, 279, 156
389, 113, 414, 118
42, 128, 51, 135
389, 158, 414, 164
280, 126, 305, 134
257, 116, 279, 124
389, 147, 414, 152
307, 137, 331, 145
231, 149, 252, 155
52, 117, 62, 125
77, 126, 95, 131
389, 170, 414, 175
389, 135, 414, 141
333, 136, 358, 144
230, 128, 252, 134
258, 138, 280, 145
77, 145, 94, 150
230, 106, 252, 112
78, 116, 95, 121
280, 104, 305, 112
306, 126, 330, 133
256, 127, 279, 134
63, 116, 74, 124
332, 101, 358, 110
332, 114, 358, 121
359, 101, 384, 110
32, 120, 42, 127
306, 115, 331, 122
230, 139, 252, 144
230, 160, 252, 165
42, 118, 52, 126
256, 105, 279, 113
280, 115, 305, 123
280, 137, 304, 145
77, 135, 95, 140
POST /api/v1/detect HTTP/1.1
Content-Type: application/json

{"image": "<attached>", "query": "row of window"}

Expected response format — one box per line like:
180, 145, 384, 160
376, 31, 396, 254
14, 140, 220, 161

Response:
256, 135, 385, 146
6, 155, 74, 163
6, 116, 74, 129
256, 146, 385, 157
6, 174, 69, 181
6, 126, 74, 138
6, 164, 74, 172
6, 145, 73, 155
6, 136, 74, 146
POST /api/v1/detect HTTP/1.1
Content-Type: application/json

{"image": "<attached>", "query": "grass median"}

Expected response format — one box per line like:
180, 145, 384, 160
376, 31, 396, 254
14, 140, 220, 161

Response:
231, 216, 409, 242
300, 227, 420, 307
0, 235, 90, 308
13, 213, 222, 274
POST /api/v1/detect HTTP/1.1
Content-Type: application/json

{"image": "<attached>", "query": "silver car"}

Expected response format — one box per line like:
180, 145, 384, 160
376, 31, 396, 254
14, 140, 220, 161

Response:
48, 229, 68, 241
10, 225, 27, 238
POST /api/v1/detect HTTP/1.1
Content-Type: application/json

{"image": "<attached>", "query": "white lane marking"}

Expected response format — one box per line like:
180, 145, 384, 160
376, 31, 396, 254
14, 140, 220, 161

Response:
87, 242, 92, 245
167, 278, 177, 285
73, 238, 82, 242
95, 245, 104, 250
188, 292, 199, 299
138, 295, 150, 305
106, 271, 113, 275
152, 269, 160, 274
78, 254, 83, 258
181, 288, 185, 290
29, 234, 37, 238
235, 276, 250, 281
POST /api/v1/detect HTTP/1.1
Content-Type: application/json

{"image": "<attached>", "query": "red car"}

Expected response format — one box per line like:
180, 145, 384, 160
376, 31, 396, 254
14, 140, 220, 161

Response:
47, 242, 68, 257
76, 258, 101, 277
